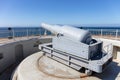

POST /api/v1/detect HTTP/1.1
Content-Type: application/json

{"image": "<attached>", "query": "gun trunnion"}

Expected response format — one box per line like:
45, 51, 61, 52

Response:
39, 23, 113, 75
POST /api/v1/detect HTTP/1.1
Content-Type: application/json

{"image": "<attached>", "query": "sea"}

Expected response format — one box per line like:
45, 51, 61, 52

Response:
0, 27, 51, 38
0, 26, 120, 38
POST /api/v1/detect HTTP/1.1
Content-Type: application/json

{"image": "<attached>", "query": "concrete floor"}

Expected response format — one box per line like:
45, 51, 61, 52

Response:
12, 52, 120, 80
0, 35, 119, 44
0, 36, 52, 44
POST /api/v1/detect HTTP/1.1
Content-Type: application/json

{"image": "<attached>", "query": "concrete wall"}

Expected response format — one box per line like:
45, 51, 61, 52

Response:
0, 37, 52, 73
100, 38, 120, 47
99, 38, 120, 60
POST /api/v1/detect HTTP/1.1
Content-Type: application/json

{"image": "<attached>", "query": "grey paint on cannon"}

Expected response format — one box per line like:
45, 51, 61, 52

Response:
53, 36, 89, 59
41, 23, 92, 44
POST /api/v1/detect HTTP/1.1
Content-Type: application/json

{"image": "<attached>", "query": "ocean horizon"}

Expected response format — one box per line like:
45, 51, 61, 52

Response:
0, 26, 120, 38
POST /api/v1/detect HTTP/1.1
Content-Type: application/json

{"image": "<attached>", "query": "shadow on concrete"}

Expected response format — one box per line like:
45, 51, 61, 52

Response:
92, 61, 120, 80
0, 62, 20, 80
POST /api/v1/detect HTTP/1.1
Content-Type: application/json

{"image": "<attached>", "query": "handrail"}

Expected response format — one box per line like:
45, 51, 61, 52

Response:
0, 28, 120, 43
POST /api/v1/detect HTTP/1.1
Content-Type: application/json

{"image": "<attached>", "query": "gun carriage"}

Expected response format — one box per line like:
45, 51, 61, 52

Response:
39, 23, 112, 75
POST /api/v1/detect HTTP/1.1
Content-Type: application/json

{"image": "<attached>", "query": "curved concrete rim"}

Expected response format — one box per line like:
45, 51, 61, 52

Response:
37, 55, 81, 79
12, 52, 85, 80
12, 51, 120, 80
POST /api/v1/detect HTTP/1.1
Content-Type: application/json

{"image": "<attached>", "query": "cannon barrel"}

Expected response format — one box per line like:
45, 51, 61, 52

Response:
41, 23, 92, 44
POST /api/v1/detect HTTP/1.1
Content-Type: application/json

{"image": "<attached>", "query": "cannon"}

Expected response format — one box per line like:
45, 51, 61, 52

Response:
39, 23, 113, 75
41, 23, 92, 44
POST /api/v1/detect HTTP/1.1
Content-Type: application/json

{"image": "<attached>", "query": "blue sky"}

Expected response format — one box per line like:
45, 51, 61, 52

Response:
0, 0, 120, 27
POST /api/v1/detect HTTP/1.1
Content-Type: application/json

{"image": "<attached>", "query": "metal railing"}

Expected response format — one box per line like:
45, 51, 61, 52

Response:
0, 28, 52, 44
88, 29, 120, 39
0, 28, 120, 43
0, 29, 51, 40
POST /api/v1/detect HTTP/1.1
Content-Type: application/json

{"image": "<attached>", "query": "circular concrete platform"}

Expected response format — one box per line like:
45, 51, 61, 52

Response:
12, 52, 120, 80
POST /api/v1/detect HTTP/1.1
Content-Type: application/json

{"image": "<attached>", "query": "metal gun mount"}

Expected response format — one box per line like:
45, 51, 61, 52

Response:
39, 23, 113, 75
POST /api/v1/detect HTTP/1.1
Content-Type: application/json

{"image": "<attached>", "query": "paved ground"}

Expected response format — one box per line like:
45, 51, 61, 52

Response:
0, 35, 120, 50
0, 36, 52, 44
12, 52, 120, 80
0, 35, 119, 44
93, 35, 120, 41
